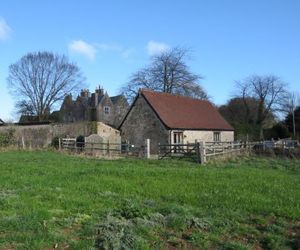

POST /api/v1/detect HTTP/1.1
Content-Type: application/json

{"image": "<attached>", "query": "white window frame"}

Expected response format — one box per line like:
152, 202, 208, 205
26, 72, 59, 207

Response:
104, 106, 110, 114
213, 131, 221, 142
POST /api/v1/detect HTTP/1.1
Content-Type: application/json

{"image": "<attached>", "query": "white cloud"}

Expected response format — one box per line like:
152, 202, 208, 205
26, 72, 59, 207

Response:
68, 40, 135, 61
68, 40, 97, 60
146, 40, 170, 56
0, 17, 12, 41
96, 43, 122, 52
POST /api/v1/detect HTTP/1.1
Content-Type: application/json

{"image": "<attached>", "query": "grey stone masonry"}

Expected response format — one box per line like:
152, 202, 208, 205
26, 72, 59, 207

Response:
58, 87, 129, 128
119, 93, 169, 153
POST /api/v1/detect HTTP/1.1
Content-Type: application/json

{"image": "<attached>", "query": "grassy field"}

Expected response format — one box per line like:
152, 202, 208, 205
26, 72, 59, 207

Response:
0, 151, 299, 249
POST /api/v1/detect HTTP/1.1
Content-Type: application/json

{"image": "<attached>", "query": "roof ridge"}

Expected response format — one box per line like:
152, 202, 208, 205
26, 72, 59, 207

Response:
110, 94, 123, 98
140, 88, 211, 104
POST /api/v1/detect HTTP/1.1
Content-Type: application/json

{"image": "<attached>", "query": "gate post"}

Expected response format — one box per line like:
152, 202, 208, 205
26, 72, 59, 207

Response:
146, 139, 150, 159
199, 141, 206, 164
196, 142, 201, 164
58, 138, 61, 150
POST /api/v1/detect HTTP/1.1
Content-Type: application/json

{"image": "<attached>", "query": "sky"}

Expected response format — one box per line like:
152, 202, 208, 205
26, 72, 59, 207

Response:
0, 0, 299, 121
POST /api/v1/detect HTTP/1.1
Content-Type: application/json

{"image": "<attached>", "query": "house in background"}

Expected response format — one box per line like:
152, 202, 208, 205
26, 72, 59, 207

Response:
0, 118, 4, 126
18, 86, 129, 128
119, 89, 234, 153
57, 86, 129, 128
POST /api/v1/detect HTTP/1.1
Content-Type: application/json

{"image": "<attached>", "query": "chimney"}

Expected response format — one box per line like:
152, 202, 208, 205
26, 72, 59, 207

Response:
95, 85, 104, 96
80, 89, 90, 98
94, 91, 98, 107
65, 94, 72, 103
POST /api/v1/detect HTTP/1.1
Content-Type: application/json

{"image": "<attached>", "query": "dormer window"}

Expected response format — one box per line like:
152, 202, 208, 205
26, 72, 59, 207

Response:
104, 106, 110, 114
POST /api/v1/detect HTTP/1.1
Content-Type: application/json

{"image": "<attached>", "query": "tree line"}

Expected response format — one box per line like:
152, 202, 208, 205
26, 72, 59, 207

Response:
219, 76, 299, 140
5, 49, 300, 140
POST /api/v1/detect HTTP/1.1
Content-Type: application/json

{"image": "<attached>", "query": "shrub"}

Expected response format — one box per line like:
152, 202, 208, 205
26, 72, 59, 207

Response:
95, 215, 137, 250
264, 123, 290, 140
51, 136, 60, 149
115, 200, 146, 220
0, 128, 15, 147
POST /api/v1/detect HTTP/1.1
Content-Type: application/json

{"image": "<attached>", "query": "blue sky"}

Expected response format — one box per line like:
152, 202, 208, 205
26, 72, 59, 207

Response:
0, 0, 299, 121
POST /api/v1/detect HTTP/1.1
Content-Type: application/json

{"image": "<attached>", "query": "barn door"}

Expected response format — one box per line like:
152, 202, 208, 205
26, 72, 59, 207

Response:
173, 132, 183, 153
173, 132, 183, 144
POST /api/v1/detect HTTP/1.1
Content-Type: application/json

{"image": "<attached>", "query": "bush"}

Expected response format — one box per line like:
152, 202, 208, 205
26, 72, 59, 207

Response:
51, 136, 60, 149
115, 200, 147, 220
0, 128, 15, 147
234, 123, 261, 141
264, 123, 290, 140
95, 215, 138, 250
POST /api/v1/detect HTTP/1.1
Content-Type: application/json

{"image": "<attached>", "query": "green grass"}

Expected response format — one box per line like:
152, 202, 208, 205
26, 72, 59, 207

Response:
0, 151, 299, 249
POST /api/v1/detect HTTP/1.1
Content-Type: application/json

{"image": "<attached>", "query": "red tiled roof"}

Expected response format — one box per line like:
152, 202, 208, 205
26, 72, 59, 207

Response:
141, 89, 234, 130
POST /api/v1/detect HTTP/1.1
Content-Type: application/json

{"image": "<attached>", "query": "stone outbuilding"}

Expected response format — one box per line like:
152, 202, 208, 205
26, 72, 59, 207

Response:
95, 122, 121, 144
119, 89, 234, 153
84, 123, 121, 156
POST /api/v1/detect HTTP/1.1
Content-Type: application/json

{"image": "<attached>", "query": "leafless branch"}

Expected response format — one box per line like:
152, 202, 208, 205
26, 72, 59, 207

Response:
7, 51, 85, 120
120, 47, 207, 102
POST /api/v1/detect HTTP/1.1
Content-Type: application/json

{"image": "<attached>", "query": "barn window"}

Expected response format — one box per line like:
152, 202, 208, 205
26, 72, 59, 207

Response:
213, 132, 221, 142
104, 106, 110, 114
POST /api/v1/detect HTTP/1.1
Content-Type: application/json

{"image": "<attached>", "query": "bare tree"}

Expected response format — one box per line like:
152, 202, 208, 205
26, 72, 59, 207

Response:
281, 92, 299, 137
7, 51, 84, 121
219, 97, 275, 140
16, 100, 35, 116
285, 106, 300, 138
236, 75, 288, 139
121, 47, 208, 101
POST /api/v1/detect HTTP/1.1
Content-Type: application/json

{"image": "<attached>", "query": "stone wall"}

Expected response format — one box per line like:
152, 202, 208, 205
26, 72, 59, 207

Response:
178, 130, 234, 144
120, 94, 169, 153
96, 122, 121, 144
0, 122, 118, 148
112, 96, 130, 128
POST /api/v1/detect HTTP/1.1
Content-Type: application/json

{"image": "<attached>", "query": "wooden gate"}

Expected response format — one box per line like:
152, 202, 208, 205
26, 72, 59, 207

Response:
158, 143, 203, 163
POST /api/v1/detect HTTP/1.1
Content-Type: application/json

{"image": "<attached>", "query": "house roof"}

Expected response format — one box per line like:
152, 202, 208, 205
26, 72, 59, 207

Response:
0, 118, 4, 125
110, 95, 124, 104
140, 89, 234, 131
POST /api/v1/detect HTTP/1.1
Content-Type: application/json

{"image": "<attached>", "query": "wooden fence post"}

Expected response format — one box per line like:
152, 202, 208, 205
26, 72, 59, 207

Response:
58, 138, 61, 150
200, 141, 206, 164
22, 136, 25, 150
107, 141, 110, 155
196, 142, 201, 164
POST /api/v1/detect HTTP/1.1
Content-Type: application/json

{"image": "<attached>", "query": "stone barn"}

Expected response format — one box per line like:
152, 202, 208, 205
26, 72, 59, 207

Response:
119, 89, 234, 153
